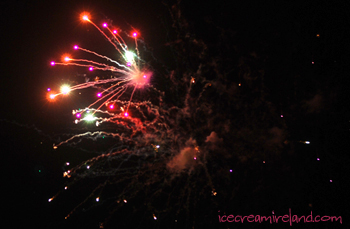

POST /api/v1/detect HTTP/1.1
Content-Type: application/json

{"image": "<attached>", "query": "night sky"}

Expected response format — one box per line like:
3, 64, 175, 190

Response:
1, 1, 349, 228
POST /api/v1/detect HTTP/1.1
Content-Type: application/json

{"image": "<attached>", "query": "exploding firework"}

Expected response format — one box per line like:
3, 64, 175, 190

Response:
46, 8, 288, 228
47, 13, 211, 227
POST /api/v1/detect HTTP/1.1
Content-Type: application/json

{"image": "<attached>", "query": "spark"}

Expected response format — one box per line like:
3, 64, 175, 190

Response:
82, 14, 90, 21
124, 51, 135, 63
84, 114, 96, 121
60, 85, 71, 95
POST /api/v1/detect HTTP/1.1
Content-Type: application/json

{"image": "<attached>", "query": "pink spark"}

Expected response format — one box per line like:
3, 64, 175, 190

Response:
317, 158, 320, 161
74, 45, 79, 50
89, 67, 93, 71
132, 32, 137, 37
97, 93, 102, 97
50, 61, 55, 66
126, 62, 131, 66
103, 23, 108, 27
113, 30, 117, 34
109, 104, 114, 109
229, 169, 232, 172
143, 75, 147, 78
47, 88, 51, 92
281, 114, 283, 118
76, 113, 81, 118
124, 112, 128, 117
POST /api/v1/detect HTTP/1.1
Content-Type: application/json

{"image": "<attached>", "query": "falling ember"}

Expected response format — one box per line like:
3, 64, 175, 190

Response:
123, 199, 127, 203
48, 198, 53, 202
153, 214, 157, 220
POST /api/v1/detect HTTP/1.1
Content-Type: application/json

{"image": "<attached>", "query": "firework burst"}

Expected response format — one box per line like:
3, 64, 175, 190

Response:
46, 13, 214, 227
45, 6, 288, 228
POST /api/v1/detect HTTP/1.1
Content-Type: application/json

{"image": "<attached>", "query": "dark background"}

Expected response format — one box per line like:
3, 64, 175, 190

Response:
1, 0, 349, 228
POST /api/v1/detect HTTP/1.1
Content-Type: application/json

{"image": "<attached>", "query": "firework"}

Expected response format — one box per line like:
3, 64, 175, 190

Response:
47, 13, 198, 226
45, 9, 288, 228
